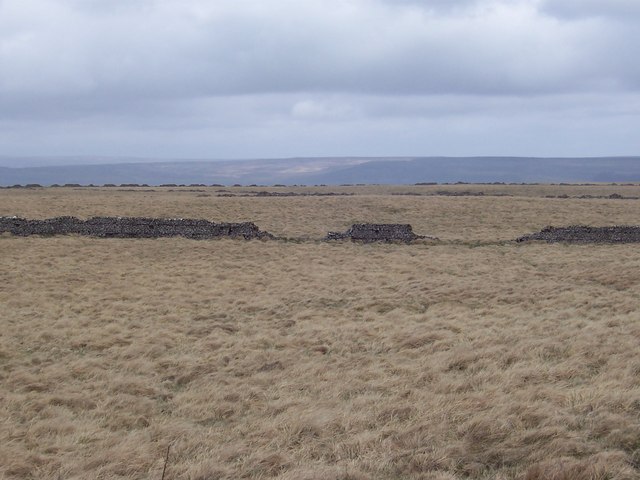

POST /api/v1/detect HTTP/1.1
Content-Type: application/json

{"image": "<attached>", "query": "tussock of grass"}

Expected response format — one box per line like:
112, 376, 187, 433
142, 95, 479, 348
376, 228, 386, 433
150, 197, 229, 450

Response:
1, 186, 640, 479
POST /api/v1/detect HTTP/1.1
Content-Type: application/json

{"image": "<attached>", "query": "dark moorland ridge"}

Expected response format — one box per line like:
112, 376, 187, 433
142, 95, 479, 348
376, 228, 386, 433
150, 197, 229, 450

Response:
2, 156, 640, 186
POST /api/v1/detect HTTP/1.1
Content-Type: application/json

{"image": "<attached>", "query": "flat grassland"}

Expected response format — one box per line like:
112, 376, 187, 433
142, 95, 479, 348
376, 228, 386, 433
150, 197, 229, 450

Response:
2, 185, 640, 479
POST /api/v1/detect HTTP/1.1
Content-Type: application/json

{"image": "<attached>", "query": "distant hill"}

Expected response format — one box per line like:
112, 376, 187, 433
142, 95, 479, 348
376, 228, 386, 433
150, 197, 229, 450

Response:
302, 157, 640, 184
1, 156, 639, 186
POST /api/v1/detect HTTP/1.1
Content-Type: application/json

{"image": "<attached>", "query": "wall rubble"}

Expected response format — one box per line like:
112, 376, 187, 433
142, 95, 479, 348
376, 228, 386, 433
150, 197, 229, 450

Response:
326, 223, 431, 243
516, 225, 640, 243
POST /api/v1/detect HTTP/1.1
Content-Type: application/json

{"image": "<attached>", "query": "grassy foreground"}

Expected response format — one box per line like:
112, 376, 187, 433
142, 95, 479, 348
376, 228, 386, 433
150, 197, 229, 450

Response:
1, 185, 640, 479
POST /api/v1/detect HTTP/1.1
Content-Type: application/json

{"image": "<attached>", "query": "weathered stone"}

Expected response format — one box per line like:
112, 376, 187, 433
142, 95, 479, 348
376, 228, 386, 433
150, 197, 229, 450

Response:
516, 225, 640, 243
325, 223, 431, 243
0, 216, 273, 240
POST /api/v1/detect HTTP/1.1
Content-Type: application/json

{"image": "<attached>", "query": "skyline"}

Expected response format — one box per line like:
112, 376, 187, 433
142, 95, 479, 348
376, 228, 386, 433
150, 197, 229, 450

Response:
2, 156, 640, 186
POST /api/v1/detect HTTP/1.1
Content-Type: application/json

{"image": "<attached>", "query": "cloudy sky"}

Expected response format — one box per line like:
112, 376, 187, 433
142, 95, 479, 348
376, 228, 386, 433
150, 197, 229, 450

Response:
1, 0, 639, 165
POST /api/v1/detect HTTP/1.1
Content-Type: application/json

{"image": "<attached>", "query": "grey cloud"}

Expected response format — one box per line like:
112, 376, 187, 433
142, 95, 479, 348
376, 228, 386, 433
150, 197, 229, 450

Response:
378, 0, 483, 12
1, 0, 637, 104
540, 0, 640, 19
1, 91, 638, 158
0, 0, 639, 159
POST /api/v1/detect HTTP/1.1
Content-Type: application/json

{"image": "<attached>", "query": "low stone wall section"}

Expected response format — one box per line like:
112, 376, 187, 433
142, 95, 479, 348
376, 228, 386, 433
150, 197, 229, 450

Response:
326, 223, 431, 243
516, 225, 640, 243
16, 217, 640, 244
0, 216, 273, 240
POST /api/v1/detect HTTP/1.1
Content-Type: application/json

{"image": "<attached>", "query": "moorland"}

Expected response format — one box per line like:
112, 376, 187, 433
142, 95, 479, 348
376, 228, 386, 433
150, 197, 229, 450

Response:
2, 184, 640, 479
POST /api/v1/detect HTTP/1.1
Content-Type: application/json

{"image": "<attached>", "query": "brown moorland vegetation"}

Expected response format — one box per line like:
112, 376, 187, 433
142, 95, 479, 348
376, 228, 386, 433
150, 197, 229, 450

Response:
1, 185, 640, 479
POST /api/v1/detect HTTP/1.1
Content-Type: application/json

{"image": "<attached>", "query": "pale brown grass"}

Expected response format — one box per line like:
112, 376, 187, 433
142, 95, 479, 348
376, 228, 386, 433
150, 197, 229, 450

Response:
1, 186, 640, 479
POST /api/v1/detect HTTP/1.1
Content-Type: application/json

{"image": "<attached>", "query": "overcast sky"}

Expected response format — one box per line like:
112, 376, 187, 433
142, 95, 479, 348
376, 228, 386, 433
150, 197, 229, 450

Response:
1, 0, 639, 165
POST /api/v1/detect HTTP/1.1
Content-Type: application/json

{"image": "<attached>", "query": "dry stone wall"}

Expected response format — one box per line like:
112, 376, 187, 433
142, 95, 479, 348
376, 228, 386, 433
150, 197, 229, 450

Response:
326, 224, 429, 243
516, 225, 640, 243
0, 216, 273, 240
14, 217, 639, 244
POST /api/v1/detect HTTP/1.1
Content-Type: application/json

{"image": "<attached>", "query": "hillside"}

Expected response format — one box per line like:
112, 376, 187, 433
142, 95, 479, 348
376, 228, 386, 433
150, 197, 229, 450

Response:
1, 156, 640, 186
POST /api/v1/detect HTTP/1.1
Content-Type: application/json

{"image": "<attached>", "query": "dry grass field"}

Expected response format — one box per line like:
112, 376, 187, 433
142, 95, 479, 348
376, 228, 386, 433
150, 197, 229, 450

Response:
2, 185, 640, 479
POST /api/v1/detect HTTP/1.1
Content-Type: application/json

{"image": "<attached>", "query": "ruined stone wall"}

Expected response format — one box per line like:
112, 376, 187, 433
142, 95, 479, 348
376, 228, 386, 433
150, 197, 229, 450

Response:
326, 224, 427, 243
7, 217, 640, 244
516, 225, 640, 243
0, 217, 273, 240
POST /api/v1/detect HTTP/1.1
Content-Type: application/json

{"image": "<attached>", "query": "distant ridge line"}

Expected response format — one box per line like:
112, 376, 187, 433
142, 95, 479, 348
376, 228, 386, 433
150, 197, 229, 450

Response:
1, 156, 639, 186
